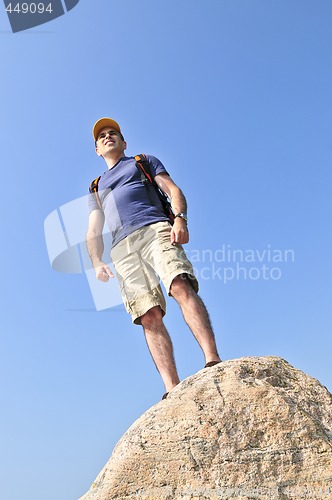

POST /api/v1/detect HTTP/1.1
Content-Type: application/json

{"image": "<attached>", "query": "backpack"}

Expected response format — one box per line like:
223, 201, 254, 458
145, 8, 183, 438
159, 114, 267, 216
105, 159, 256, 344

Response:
89, 154, 175, 224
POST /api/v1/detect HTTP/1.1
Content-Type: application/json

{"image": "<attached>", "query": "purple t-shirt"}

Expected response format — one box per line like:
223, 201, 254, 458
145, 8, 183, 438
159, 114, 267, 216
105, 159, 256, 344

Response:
88, 155, 171, 248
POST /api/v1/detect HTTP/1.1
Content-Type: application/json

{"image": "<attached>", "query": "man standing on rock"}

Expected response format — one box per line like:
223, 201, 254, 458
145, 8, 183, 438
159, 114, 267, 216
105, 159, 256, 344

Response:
86, 117, 222, 399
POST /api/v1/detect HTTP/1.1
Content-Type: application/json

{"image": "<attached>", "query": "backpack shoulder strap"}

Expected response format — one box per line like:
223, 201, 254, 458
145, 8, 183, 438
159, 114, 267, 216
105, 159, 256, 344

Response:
134, 154, 175, 224
89, 175, 103, 210
134, 154, 153, 184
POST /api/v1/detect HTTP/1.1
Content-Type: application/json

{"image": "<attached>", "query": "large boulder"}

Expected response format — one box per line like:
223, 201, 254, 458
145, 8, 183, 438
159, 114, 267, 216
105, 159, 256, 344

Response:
79, 356, 332, 499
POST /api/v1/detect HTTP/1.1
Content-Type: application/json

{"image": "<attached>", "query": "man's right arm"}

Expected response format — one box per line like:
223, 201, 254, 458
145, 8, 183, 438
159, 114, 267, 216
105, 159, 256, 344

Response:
86, 210, 114, 281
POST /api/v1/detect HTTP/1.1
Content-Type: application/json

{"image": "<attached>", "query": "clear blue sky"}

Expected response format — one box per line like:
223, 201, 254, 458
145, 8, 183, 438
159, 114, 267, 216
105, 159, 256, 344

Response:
1, 1, 331, 499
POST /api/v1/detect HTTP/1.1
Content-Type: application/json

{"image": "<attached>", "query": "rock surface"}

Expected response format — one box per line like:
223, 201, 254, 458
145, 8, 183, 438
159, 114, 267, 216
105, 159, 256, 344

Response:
79, 356, 332, 499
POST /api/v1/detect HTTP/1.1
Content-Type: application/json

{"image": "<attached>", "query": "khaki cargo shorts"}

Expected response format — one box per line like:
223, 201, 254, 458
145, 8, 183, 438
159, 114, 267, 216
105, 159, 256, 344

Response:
110, 221, 198, 325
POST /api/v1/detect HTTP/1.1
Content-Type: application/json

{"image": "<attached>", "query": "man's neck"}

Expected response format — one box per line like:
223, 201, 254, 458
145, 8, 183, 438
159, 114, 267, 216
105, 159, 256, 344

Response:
104, 152, 126, 170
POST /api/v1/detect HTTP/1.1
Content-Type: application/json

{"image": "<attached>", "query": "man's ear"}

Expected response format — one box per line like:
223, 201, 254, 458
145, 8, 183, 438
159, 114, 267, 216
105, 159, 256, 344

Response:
123, 141, 127, 151
95, 146, 103, 157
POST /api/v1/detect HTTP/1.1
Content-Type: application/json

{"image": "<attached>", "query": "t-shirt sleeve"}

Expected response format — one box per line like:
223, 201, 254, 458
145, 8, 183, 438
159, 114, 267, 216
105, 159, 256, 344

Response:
146, 155, 170, 178
88, 189, 103, 214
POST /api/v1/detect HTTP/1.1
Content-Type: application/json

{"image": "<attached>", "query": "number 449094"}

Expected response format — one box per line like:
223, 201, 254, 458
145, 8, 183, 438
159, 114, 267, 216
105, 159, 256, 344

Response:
6, 3, 53, 14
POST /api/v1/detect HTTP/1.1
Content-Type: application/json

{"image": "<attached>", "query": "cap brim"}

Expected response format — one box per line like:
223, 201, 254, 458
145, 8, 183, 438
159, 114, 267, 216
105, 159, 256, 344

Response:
93, 118, 121, 141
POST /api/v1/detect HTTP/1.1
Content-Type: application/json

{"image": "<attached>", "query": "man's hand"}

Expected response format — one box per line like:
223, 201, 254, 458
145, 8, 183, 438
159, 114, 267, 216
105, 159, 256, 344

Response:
171, 218, 189, 245
95, 262, 114, 282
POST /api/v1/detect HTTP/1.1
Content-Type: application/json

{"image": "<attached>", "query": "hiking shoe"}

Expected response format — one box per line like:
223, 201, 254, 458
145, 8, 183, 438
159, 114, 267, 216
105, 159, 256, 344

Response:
204, 360, 222, 368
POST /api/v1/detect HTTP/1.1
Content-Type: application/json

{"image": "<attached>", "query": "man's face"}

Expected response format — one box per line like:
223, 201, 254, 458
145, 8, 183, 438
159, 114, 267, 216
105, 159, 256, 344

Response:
95, 127, 126, 157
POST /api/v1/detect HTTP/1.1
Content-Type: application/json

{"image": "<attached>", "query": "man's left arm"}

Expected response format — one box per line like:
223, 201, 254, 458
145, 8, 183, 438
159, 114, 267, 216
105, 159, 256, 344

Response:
154, 173, 189, 245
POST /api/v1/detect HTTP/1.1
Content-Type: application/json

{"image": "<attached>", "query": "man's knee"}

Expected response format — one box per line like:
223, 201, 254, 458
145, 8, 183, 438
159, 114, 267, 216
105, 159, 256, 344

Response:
140, 306, 163, 330
170, 274, 195, 301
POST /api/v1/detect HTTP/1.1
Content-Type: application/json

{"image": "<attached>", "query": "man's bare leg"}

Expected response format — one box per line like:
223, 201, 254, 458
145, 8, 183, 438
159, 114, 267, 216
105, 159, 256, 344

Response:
140, 306, 180, 393
170, 275, 222, 365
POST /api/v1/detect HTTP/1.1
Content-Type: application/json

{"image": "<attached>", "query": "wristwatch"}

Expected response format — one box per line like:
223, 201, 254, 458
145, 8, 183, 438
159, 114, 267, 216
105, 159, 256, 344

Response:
175, 212, 188, 223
